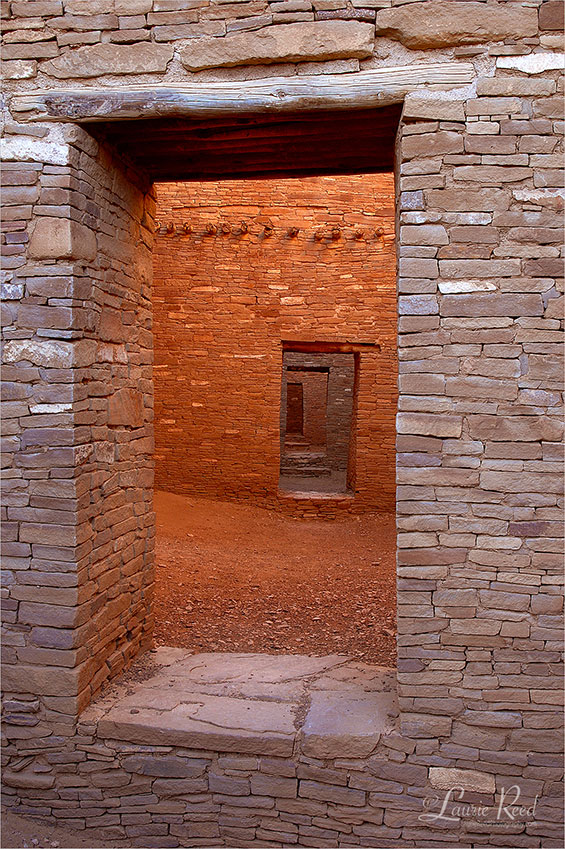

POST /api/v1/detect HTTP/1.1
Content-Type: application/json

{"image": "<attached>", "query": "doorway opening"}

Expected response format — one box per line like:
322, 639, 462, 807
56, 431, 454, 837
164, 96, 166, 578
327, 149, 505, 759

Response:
150, 171, 397, 665
91, 106, 400, 669
280, 349, 356, 496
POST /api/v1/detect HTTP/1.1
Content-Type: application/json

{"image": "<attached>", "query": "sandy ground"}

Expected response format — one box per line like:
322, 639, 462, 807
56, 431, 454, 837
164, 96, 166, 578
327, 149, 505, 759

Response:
154, 491, 396, 666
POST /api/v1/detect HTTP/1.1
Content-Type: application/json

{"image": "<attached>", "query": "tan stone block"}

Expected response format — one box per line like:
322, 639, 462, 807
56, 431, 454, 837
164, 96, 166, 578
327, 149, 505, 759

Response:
402, 97, 465, 122
448, 516, 506, 535
402, 131, 463, 160
180, 21, 374, 70
3, 770, 55, 790
11, 585, 78, 605
401, 713, 452, 738
29, 218, 96, 260
539, 0, 565, 30
400, 224, 448, 246
2, 663, 80, 697
429, 767, 495, 793
468, 414, 563, 443
397, 412, 462, 438
525, 354, 564, 382
42, 42, 174, 78
440, 292, 541, 315
451, 619, 501, 635
453, 166, 532, 184
153, 21, 225, 41
1, 59, 37, 79
465, 136, 517, 155
427, 188, 505, 211
108, 388, 144, 427
480, 590, 530, 611
397, 532, 437, 548
467, 121, 499, 135
397, 468, 478, 486
250, 773, 297, 798
399, 374, 445, 395
476, 77, 556, 97
466, 97, 523, 116
433, 588, 478, 606
376, 1, 537, 48
461, 357, 520, 379
445, 376, 517, 401
115, 0, 152, 12
66, 0, 114, 11
480, 470, 564, 494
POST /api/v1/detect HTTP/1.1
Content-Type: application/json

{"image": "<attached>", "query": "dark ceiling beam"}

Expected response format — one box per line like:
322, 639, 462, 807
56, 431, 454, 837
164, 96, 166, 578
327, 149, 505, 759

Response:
93, 105, 401, 182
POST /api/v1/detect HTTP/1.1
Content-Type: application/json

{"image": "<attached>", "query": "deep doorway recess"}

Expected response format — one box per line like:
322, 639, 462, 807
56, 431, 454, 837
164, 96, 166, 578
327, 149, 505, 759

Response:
150, 169, 398, 665
280, 350, 356, 496
88, 105, 402, 668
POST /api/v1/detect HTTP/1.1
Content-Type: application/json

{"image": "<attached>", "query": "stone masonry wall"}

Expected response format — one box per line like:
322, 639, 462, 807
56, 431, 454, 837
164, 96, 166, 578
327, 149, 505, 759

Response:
153, 176, 397, 513
2, 125, 156, 741
1, 0, 564, 846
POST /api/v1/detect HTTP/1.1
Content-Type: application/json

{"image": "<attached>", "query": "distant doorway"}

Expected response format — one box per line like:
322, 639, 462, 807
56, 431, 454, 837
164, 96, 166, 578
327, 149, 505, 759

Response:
280, 350, 356, 495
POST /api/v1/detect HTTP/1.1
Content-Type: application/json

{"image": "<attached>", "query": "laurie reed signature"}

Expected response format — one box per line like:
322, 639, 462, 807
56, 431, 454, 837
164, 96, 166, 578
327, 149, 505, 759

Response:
419, 784, 539, 825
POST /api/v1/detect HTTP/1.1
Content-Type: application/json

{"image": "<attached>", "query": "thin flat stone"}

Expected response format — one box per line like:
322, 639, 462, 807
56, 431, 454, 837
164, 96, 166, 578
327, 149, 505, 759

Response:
99, 695, 296, 756
174, 652, 350, 685
309, 663, 396, 693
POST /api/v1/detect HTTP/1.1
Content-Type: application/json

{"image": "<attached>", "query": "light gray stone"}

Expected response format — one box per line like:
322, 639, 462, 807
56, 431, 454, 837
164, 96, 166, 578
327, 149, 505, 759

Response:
497, 53, 565, 75
98, 695, 297, 756
301, 691, 396, 758
429, 767, 496, 793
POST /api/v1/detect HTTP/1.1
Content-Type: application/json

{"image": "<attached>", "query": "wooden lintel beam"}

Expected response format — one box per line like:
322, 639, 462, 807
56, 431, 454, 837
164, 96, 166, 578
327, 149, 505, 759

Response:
10, 62, 474, 123
283, 341, 382, 354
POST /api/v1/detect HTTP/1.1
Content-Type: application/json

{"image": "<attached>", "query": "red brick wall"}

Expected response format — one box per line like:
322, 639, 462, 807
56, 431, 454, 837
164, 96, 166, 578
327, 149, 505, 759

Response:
153, 174, 397, 513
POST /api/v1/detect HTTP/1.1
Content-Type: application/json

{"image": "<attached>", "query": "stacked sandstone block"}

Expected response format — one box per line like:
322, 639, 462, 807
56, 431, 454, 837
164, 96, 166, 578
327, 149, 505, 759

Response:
1, 0, 563, 846
153, 176, 397, 514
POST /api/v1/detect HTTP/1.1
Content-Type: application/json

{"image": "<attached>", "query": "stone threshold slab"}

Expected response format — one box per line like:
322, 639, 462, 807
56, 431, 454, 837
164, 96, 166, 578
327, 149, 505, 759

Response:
88, 649, 398, 759
277, 489, 354, 501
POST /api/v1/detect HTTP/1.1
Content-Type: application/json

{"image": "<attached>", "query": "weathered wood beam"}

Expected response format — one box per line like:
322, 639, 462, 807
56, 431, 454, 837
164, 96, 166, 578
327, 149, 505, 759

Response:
10, 63, 474, 122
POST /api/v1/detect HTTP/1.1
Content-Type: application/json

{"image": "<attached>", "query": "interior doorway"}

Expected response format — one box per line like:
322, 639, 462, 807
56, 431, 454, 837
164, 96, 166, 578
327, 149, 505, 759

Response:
280, 350, 355, 496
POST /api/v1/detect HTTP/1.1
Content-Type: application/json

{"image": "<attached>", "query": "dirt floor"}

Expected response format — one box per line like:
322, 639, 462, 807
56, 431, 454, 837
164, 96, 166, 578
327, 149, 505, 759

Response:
154, 490, 396, 666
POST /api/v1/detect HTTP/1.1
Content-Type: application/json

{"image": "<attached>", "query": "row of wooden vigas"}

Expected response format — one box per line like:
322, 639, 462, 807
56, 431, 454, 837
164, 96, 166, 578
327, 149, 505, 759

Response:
155, 220, 388, 241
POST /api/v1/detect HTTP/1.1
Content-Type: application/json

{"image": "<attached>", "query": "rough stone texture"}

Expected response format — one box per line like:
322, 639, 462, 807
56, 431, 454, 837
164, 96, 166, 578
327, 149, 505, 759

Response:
302, 690, 397, 757
1, 1, 564, 846
42, 42, 174, 78
108, 387, 144, 428
96, 651, 392, 759
429, 766, 496, 793
28, 217, 97, 260
376, 1, 539, 48
539, 0, 564, 30
180, 21, 375, 70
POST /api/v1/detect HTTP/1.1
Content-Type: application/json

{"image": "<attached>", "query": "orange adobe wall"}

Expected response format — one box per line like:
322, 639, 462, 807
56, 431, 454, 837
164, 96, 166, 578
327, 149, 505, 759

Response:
152, 174, 397, 514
